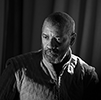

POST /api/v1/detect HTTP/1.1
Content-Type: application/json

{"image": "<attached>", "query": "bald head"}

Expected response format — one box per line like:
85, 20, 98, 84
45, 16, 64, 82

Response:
42, 12, 75, 36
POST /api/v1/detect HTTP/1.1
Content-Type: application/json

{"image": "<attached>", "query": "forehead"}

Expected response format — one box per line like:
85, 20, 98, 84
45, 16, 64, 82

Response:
42, 22, 67, 37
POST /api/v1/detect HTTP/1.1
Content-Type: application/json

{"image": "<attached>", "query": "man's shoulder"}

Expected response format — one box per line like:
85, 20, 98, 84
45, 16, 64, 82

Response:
8, 49, 42, 61
71, 54, 93, 71
71, 54, 98, 82
6, 50, 42, 70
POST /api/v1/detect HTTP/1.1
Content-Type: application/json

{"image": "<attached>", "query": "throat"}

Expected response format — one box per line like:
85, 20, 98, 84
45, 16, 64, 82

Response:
53, 54, 71, 77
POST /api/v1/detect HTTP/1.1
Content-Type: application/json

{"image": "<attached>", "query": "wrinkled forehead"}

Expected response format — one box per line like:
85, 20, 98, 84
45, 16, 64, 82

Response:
42, 21, 68, 37
42, 12, 75, 37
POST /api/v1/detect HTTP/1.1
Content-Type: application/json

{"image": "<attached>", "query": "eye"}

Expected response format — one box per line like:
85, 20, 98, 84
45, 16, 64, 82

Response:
42, 33, 49, 40
56, 37, 61, 42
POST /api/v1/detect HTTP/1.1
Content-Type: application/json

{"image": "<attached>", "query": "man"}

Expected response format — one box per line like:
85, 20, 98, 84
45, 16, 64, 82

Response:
0, 12, 99, 100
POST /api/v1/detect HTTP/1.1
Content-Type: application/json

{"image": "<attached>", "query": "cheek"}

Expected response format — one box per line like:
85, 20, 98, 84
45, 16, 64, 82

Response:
59, 41, 70, 53
42, 39, 48, 48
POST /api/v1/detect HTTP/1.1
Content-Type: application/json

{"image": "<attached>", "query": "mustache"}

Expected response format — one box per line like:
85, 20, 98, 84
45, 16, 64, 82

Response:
45, 48, 59, 55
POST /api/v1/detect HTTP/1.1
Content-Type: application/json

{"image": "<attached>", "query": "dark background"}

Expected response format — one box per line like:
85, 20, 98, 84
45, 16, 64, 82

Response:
0, 0, 101, 84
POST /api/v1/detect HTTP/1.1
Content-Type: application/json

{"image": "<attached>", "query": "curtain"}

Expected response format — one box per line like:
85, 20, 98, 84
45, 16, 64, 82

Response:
0, 0, 101, 80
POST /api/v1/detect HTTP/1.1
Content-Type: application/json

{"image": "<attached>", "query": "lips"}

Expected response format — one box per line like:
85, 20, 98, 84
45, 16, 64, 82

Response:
45, 49, 58, 57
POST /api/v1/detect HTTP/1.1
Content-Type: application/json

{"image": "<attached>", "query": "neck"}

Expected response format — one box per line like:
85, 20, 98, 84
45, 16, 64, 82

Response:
53, 52, 71, 77
42, 47, 72, 78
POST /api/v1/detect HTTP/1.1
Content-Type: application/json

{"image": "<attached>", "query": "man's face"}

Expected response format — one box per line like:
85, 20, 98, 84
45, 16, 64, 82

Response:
42, 22, 71, 64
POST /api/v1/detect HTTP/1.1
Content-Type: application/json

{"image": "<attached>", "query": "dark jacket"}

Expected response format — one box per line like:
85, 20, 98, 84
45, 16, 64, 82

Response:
0, 50, 99, 100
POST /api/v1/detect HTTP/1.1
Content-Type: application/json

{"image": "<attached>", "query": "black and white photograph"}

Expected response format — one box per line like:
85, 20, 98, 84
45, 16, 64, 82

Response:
0, 0, 101, 100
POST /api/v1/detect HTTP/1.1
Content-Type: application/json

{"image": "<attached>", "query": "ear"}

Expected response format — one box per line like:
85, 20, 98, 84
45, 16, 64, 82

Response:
70, 32, 77, 46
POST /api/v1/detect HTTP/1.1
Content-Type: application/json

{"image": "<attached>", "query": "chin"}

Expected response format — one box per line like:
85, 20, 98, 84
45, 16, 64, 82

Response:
43, 50, 62, 64
47, 57, 61, 64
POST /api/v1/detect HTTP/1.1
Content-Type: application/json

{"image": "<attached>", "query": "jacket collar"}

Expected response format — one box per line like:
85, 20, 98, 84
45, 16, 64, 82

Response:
40, 47, 77, 81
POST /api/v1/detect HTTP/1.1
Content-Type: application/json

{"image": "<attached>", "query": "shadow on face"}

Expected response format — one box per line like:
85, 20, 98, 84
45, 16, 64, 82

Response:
41, 12, 76, 64
42, 22, 71, 64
